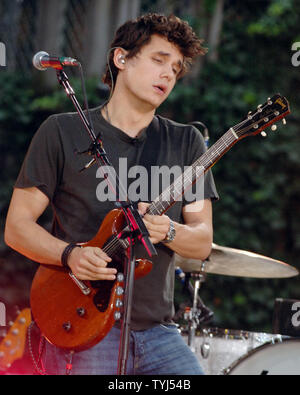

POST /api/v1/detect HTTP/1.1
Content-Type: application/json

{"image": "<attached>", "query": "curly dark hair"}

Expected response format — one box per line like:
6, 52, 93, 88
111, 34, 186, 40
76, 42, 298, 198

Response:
102, 13, 206, 89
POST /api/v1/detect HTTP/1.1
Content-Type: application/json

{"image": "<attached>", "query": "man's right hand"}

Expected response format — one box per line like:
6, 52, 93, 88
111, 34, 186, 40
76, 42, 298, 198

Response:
5, 187, 117, 281
67, 246, 117, 281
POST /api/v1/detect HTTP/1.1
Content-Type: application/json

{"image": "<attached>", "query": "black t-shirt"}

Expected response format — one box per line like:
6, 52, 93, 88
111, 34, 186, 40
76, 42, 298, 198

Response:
15, 105, 218, 330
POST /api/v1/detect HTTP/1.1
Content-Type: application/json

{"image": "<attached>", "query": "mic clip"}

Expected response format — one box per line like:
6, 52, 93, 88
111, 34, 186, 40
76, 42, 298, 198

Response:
75, 140, 105, 173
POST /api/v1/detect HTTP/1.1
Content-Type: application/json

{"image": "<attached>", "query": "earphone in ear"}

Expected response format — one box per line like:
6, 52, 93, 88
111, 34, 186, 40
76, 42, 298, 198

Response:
118, 55, 125, 64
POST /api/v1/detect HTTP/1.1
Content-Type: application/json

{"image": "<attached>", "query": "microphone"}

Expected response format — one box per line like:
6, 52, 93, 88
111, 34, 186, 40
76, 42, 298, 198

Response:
189, 121, 210, 148
32, 51, 80, 71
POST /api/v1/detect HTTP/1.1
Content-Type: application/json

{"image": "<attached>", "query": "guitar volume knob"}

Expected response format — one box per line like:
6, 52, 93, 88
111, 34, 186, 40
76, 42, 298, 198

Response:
115, 299, 123, 308
117, 273, 124, 282
62, 321, 72, 332
76, 307, 86, 317
116, 286, 124, 296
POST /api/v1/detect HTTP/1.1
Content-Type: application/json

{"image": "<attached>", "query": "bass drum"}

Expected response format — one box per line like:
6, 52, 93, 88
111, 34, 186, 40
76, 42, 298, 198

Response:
225, 338, 300, 375
182, 328, 281, 375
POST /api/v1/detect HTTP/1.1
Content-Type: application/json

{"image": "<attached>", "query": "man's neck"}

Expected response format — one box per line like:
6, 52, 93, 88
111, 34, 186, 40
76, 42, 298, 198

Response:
103, 91, 156, 138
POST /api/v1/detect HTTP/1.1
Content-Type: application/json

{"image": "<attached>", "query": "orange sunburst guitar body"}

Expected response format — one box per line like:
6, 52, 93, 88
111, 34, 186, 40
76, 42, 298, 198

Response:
30, 209, 152, 351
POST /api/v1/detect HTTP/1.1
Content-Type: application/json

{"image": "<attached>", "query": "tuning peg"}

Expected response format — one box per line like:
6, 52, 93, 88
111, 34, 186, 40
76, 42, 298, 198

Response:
261, 131, 267, 137
282, 118, 286, 125
271, 124, 277, 131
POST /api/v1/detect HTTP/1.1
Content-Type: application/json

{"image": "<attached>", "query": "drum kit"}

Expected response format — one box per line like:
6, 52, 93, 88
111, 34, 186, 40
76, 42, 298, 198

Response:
174, 243, 300, 375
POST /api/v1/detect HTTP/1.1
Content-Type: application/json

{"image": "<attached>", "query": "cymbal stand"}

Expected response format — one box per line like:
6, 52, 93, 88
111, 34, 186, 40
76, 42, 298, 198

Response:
184, 262, 209, 352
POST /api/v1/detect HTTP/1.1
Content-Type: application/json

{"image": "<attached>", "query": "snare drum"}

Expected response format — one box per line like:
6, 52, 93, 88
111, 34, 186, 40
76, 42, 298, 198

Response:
225, 338, 300, 375
182, 328, 281, 375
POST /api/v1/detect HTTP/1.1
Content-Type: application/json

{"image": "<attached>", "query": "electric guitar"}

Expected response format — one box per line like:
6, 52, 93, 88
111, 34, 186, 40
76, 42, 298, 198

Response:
0, 308, 32, 371
30, 94, 290, 351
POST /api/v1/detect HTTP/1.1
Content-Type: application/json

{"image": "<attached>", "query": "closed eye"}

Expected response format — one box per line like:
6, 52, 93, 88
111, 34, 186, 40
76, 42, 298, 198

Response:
152, 56, 180, 76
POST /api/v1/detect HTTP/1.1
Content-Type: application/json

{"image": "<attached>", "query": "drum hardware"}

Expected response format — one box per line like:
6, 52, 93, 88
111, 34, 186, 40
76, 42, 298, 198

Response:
201, 342, 210, 359
200, 328, 211, 359
175, 263, 214, 353
175, 244, 299, 374
185, 269, 213, 352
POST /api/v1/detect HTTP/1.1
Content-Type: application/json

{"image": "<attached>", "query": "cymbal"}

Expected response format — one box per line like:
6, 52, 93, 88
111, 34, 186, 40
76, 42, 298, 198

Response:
174, 243, 299, 279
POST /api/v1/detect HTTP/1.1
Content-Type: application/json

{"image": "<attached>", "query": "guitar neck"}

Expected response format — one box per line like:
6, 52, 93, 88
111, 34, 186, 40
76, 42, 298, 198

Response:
147, 128, 238, 216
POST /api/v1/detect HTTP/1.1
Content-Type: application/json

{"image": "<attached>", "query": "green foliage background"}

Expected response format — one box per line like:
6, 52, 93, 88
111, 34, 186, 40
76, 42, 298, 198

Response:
0, 0, 299, 333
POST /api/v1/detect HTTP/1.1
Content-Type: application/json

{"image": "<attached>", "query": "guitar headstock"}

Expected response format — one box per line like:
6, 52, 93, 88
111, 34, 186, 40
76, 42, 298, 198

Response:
234, 94, 290, 139
0, 308, 31, 371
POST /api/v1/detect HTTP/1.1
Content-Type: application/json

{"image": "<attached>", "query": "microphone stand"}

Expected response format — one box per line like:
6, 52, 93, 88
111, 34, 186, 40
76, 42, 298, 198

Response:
55, 69, 157, 375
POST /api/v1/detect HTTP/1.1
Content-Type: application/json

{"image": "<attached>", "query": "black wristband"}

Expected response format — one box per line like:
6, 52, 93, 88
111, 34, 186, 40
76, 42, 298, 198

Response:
61, 243, 81, 269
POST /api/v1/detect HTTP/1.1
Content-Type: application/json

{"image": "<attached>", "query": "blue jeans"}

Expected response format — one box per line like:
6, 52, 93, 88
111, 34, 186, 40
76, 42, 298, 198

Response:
41, 324, 204, 375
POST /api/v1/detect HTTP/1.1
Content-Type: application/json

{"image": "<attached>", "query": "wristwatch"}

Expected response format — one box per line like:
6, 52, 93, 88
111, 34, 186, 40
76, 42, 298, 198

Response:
163, 219, 176, 243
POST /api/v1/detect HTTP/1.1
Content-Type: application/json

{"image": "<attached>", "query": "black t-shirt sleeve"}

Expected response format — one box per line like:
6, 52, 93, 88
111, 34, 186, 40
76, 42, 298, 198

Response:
182, 125, 219, 207
14, 115, 64, 201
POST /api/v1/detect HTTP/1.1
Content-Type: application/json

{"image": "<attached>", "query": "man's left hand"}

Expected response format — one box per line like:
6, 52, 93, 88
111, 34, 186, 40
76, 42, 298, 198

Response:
138, 202, 171, 244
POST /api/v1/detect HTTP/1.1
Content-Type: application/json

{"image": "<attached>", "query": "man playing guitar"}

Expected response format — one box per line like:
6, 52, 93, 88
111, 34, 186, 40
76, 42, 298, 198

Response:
5, 13, 218, 374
